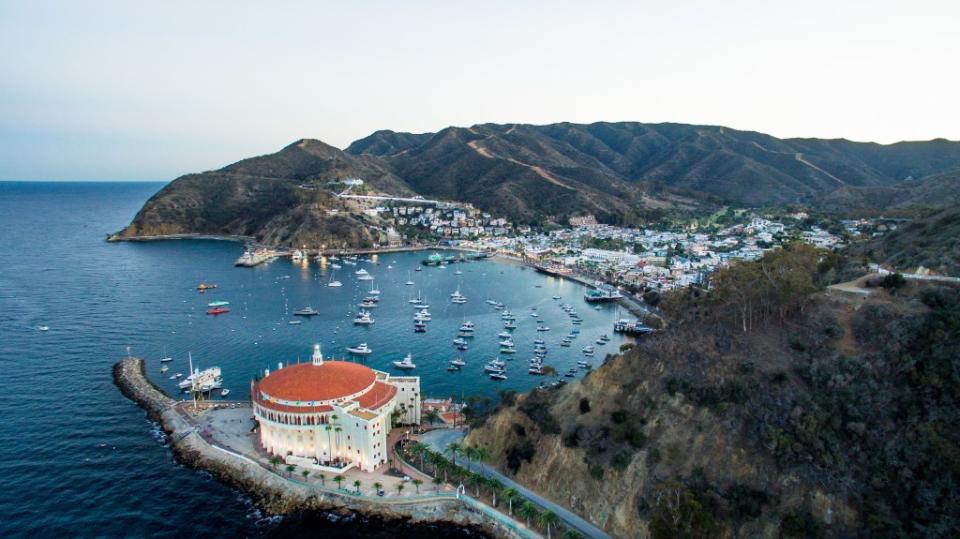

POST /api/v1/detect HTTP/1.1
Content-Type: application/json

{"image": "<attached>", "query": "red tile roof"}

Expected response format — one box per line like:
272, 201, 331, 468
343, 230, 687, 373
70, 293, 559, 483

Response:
353, 381, 397, 411
257, 361, 376, 403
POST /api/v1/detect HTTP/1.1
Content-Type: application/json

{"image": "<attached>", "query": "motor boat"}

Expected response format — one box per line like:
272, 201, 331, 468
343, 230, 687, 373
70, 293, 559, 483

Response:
528, 367, 544, 375
160, 366, 169, 373
355, 268, 373, 280
414, 323, 427, 333
533, 339, 545, 345
459, 321, 475, 332
500, 347, 516, 354
489, 372, 508, 380
294, 307, 319, 316
504, 321, 517, 329
498, 331, 512, 338
288, 320, 302, 325
221, 388, 231, 397
393, 353, 416, 369
207, 307, 230, 315
536, 326, 550, 332
207, 301, 230, 307
456, 343, 469, 351
453, 338, 467, 346
347, 343, 373, 355
450, 357, 466, 367
358, 301, 377, 309
484, 363, 505, 373
353, 311, 375, 325
552, 295, 561, 300
499, 339, 515, 347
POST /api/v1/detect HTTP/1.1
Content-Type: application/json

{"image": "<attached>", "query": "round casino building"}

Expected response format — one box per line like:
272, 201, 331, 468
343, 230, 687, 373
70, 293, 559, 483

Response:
251, 345, 420, 473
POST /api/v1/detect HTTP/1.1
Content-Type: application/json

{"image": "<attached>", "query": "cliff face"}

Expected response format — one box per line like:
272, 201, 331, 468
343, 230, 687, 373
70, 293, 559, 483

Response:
467, 248, 960, 538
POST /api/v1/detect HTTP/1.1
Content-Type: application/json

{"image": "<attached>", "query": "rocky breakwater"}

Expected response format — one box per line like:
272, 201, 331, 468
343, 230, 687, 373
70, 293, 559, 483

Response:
113, 357, 529, 539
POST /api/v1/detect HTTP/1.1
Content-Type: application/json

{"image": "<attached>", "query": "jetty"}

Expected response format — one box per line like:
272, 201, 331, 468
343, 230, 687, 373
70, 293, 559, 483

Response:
113, 357, 537, 538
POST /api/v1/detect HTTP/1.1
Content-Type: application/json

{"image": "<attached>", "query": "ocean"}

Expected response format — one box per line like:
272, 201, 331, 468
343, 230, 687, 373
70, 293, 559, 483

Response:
0, 181, 627, 537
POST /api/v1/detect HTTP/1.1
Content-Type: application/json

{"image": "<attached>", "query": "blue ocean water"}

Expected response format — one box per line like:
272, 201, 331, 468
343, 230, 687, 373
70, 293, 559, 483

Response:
0, 182, 626, 537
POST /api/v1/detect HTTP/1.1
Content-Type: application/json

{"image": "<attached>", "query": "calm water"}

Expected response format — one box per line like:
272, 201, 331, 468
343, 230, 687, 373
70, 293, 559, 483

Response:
0, 182, 625, 538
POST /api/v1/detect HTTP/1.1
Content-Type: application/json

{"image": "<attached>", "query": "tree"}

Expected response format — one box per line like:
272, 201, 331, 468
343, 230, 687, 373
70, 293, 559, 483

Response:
409, 441, 429, 470
412, 478, 423, 493
396, 483, 405, 496
474, 446, 490, 469
268, 455, 281, 471
464, 446, 478, 471
285, 464, 295, 477
447, 442, 462, 465
317, 473, 325, 486
539, 510, 560, 539
562, 531, 583, 539
519, 501, 539, 528
433, 476, 443, 494
424, 408, 441, 425
487, 478, 503, 506
467, 472, 485, 497
503, 488, 520, 516
301, 470, 310, 481
353, 479, 362, 494
373, 481, 383, 495
333, 475, 344, 489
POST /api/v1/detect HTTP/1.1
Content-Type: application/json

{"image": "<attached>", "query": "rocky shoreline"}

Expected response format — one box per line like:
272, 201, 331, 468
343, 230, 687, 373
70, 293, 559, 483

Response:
113, 358, 528, 539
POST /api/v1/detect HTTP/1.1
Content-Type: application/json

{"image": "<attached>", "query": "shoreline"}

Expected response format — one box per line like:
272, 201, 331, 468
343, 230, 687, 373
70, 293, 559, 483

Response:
113, 357, 535, 539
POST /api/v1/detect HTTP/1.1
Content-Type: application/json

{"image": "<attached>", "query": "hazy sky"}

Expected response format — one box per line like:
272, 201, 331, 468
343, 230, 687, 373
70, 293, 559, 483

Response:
1, 0, 958, 180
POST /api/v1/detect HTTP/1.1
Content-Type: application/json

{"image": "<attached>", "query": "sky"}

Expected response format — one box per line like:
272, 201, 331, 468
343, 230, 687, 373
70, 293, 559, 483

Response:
1, 0, 958, 180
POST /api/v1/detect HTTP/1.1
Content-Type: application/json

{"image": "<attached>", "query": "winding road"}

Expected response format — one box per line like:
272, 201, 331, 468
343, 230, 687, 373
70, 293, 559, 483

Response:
421, 429, 611, 539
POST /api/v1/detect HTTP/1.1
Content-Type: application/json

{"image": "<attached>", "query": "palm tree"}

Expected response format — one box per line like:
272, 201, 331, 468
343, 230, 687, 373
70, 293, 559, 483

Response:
487, 478, 503, 506
333, 475, 344, 490
324, 424, 333, 462
317, 473, 326, 486
538, 510, 560, 539
432, 476, 443, 494
447, 442, 462, 465
467, 472, 485, 497
424, 408, 441, 425
301, 470, 311, 481
474, 446, 490, 471
285, 464, 295, 477
463, 446, 477, 471
268, 455, 281, 471
396, 483, 405, 496
519, 501, 538, 528
412, 478, 423, 493
353, 479, 362, 494
503, 488, 520, 516
373, 481, 383, 495
334, 426, 343, 460
410, 441, 429, 470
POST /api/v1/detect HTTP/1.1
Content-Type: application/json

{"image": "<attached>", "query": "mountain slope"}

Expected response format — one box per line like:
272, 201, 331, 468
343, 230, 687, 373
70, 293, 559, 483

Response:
349, 122, 960, 220
466, 245, 960, 538
848, 203, 960, 275
116, 139, 407, 247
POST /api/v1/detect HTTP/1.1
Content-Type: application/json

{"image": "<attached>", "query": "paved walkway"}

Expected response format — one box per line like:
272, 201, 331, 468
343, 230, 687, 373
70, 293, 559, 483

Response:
420, 429, 611, 539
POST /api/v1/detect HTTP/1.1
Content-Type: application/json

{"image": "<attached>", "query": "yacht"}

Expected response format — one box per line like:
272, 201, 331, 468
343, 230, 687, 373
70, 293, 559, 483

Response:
291, 249, 305, 262
499, 339, 515, 347
358, 300, 377, 309
450, 357, 466, 367
459, 321, 475, 332
327, 272, 342, 287
408, 290, 424, 304
207, 300, 230, 308
595, 338, 606, 345
453, 338, 467, 346
497, 331, 512, 339
452, 296, 467, 305
456, 343, 469, 351
484, 362, 505, 373
355, 268, 373, 280
392, 353, 416, 370
170, 374, 181, 380
533, 339, 545, 345
499, 347, 517, 354
160, 347, 174, 363
160, 365, 169, 373
415, 266, 423, 272
38, 325, 50, 332
583, 345, 595, 353
485, 299, 499, 306
369, 284, 381, 296
536, 326, 550, 332
293, 307, 319, 316
599, 334, 611, 342
347, 343, 373, 355
528, 366, 544, 375
447, 365, 461, 372
504, 321, 517, 329
560, 340, 571, 347
353, 311, 375, 325
552, 295, 561, 300
362, 296, 379, 303
414, 322, 427, 333
489, 372, 508, 380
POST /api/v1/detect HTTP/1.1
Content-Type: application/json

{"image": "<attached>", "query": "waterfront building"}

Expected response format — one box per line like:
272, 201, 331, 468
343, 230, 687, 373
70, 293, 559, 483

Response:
252, 345, 420, 473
